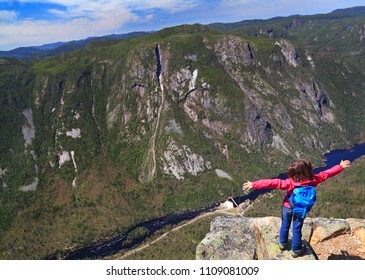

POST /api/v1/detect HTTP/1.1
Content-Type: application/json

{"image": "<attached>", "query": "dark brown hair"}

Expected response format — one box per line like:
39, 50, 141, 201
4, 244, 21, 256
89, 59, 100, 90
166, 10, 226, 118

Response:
288, 159, 314, 182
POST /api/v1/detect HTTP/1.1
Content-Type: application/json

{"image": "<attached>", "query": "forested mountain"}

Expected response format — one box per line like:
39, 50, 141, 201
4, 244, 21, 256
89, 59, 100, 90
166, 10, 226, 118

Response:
1, 7, 365, 259
0, 32, 149, 60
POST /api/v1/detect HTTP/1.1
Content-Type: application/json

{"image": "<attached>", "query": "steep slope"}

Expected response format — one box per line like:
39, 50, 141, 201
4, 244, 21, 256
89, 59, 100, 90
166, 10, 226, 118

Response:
1, 21, 365, 259
210, 8, 365, 67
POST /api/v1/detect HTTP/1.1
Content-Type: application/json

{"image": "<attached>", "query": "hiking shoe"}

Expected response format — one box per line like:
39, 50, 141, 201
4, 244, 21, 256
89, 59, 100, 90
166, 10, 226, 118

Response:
291, 246, 306, 258
279, 243, 288, 251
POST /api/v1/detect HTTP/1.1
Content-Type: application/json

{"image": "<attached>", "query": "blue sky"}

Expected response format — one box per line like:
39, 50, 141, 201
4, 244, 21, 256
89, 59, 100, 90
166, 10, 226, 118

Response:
0, 0, 364, 51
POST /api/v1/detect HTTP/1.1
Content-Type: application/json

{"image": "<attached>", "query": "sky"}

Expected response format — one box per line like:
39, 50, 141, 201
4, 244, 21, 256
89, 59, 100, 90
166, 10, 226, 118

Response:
0, 0, 364, 51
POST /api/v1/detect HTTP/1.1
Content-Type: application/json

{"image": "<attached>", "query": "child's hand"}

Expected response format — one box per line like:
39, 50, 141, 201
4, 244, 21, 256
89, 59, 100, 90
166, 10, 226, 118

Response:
242, 181, 253, 191
340, 160, 351, 168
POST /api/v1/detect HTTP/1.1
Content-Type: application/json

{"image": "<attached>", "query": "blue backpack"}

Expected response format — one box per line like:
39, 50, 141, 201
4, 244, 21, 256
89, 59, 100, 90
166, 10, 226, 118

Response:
287, 186, 316, 218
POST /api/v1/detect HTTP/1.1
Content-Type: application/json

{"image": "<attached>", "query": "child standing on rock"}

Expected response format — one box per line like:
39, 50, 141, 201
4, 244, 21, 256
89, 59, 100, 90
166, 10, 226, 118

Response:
242, 159, 351, 258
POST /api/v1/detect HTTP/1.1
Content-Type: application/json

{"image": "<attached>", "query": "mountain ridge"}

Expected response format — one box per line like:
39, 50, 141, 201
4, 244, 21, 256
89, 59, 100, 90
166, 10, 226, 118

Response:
1, 6, 364, 60
0, 31, 151, 60
207, 6, 365, 30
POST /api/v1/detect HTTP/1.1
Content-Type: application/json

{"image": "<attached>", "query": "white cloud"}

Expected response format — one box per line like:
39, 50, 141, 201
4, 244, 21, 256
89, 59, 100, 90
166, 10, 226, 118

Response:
1, 0, 202, 14
47, 9, 66, 16
0, 10, 18, 22
145, 14, 154, 21
45, 1, 135, 20
1, 0, 362, 50
0, 12, 137, 50
220, 0, 254, 7
0, 1, 141, 50
0, 0, 204, 50
132, 0, 202, 13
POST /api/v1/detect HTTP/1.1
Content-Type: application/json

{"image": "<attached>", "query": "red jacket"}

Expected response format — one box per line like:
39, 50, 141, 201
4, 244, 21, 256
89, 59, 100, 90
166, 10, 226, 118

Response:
252, 164, 344, 208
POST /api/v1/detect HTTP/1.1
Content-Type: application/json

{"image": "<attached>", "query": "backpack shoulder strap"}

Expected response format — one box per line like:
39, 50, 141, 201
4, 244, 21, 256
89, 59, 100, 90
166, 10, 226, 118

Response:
284, 185, 302, 199
284, 185, 312, 206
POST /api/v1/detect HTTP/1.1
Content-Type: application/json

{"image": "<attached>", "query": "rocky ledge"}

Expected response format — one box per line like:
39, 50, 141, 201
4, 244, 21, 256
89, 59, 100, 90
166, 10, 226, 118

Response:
196, 216, 365, 260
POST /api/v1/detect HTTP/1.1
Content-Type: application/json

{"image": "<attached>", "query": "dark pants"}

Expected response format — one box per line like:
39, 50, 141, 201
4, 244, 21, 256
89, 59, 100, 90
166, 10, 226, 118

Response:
279, 206, 304, 252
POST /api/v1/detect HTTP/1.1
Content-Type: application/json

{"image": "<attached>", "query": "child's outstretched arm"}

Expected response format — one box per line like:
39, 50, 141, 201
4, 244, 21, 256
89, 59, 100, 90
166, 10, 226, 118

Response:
313, 159, 351, 184
242, 178, 289, 191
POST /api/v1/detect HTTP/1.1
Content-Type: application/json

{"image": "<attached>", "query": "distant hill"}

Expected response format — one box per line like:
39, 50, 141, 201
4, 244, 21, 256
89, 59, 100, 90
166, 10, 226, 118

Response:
207, 6, 365, 66
2, 6, 364, 61
331, 6, 365, 15
208, 6, 365, 31
0, 32, 150, 61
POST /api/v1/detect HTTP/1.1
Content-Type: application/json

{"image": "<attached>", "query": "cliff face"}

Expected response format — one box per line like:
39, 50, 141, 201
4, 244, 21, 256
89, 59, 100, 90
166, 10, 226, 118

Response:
2, 30, 365, 193
196, 216, 365, 260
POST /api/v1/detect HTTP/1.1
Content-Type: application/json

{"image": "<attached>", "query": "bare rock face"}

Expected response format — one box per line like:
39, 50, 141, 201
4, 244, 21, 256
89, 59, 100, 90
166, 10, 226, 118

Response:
196, 216, 365, 260
305, 218, 365, 260
196, 216, 315, 260
196, 217, 257, 260
275, 39, 298, 67
306, 218, 350, 244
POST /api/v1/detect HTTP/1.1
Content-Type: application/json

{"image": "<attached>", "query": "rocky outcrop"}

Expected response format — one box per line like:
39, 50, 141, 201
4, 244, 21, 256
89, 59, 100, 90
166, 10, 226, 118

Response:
275, 39, 298, 67
196, 216, 365, 260
359, 24, 365, 41
161, 138, 211, 180
308, 218, 365, 260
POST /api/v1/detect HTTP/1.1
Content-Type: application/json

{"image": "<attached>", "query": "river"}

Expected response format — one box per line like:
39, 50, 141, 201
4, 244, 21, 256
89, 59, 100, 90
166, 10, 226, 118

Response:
63, 143, 365, 260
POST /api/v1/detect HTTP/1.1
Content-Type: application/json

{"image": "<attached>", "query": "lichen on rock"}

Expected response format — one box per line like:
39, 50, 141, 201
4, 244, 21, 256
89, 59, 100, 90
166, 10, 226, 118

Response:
197, 216, 365, 260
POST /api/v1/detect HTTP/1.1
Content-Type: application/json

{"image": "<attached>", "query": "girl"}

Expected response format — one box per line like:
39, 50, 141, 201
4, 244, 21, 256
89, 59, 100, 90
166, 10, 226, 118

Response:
242, 159, 351, 257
